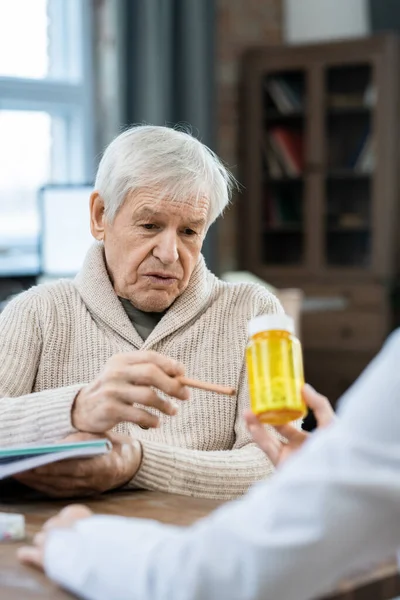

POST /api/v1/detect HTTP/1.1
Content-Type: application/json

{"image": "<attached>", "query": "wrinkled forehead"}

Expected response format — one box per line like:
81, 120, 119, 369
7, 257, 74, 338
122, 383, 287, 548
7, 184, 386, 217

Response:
126, 188, 210, 225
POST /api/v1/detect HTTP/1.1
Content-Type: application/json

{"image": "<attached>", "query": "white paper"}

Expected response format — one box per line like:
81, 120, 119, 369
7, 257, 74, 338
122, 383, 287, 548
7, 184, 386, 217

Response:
0, 445, 109, 480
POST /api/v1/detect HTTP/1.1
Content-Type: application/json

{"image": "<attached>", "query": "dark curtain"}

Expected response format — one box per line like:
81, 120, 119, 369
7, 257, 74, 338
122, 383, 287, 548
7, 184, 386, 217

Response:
119, 0, 218, 272
369, 0, 400, 31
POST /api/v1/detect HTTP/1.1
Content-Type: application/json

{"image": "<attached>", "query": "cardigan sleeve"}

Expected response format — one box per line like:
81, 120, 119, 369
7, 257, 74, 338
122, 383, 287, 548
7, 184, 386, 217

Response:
0, 293, 80, 446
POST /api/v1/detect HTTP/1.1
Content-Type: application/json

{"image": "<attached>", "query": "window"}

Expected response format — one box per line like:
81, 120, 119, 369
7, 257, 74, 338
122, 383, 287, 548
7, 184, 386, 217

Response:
0, 0, 95, 276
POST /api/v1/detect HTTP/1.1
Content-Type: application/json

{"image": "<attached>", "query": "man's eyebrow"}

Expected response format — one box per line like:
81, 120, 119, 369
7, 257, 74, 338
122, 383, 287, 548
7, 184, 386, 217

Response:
186, 218, 207, 228
134, 208, 207, 228
134, 207, 157, 219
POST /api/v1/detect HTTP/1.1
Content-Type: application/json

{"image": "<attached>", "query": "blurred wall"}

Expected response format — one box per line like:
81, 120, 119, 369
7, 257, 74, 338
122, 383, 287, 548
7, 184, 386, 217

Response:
216, 0, 283, 273
284, 0, 369, 44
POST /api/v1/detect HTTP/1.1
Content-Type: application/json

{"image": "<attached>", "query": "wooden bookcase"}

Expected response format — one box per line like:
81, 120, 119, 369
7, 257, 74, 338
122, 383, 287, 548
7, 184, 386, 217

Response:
239, 35, 400, 406
240, 34, 400, 282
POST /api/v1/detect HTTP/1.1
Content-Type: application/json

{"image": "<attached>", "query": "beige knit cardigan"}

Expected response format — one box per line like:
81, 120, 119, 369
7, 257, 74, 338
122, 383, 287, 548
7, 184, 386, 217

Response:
0, 243, 283, 499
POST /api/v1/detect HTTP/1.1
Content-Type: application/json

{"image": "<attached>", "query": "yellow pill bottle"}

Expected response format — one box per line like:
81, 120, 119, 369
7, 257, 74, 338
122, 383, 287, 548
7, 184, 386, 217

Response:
246, 314, 306, 425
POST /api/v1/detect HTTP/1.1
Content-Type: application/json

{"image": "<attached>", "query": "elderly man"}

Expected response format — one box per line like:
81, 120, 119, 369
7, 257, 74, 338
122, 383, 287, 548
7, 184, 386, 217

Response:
0, 125, 282, 499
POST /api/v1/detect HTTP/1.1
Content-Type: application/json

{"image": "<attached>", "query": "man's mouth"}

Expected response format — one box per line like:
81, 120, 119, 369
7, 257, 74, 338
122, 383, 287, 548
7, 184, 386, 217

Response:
143, 273, 179, 286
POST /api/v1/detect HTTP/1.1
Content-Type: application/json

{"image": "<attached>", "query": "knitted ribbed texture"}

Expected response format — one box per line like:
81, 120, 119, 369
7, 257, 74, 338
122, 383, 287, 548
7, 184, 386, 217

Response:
0, 243, 283, 499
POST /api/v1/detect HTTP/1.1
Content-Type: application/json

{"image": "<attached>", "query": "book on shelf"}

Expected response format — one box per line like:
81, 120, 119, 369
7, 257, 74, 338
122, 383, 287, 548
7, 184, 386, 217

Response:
266, 127, 304, 177
264, 189, 302, 228
338, 214, 368, 229
262, 138, 284, 178
355, 135, 374, 173
328, 83, 376, 109
265, 76, 303, 114
363, 84, 376, 107
346, 128, 374, 173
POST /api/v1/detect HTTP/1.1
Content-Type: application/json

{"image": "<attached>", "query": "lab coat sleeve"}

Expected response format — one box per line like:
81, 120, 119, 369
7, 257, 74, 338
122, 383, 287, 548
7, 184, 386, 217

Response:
44, 330, 400, 600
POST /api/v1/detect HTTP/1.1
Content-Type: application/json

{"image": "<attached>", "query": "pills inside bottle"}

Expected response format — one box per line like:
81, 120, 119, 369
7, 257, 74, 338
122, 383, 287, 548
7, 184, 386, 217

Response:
246, 314, 306, 425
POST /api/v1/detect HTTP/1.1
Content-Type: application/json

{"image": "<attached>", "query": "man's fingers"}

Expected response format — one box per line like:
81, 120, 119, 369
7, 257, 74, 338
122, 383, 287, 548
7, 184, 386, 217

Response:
128, 364, 189, 401
14, 473, 96, 497
302, 384, 335, 428
17, 546, 45, 571
16, 454, 110, 481
107, 365, 189, 402
119, 405, 161, 429
114, 351, 185, 378
16, 458, 96, 478
92, 398, 162, 429
63, 432, 103, 443
108, 383, 180, 416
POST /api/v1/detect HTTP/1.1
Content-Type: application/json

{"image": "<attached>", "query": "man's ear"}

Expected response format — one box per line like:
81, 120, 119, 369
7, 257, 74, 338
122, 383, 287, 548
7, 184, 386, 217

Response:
90, 192, 105, 240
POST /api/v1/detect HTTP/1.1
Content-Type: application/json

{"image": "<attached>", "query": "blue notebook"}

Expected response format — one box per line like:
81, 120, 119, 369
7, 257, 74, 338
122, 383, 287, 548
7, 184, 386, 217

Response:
0, 439, 111, 480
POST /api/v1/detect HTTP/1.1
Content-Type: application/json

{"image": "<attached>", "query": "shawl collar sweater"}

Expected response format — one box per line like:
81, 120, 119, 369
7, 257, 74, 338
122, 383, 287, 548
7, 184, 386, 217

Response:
0, 243, 283, 499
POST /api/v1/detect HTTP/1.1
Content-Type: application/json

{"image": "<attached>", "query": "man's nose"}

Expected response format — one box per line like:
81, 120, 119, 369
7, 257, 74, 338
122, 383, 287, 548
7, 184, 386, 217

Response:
153, 230, 179, 265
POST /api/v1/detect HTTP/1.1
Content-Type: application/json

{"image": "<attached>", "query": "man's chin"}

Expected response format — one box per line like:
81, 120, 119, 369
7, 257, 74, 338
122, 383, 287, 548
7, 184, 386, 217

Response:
133, 291, 178, 313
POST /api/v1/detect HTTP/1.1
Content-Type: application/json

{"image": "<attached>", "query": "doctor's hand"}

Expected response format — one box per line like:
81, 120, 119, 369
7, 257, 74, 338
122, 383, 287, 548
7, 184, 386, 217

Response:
18, 504, 93, 572
244, 384, 335, 468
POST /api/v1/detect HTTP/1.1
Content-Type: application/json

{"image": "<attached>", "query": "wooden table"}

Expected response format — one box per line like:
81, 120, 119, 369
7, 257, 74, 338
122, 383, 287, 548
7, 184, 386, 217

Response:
0, 488, 399, 599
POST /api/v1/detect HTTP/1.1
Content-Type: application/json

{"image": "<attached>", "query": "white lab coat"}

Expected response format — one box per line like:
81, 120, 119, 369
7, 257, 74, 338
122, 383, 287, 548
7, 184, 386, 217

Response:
44, 329, 400, 600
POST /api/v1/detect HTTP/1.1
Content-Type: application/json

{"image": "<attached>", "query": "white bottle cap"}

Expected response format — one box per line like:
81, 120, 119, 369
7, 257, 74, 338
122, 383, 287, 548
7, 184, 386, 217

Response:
248, 314, 295, 337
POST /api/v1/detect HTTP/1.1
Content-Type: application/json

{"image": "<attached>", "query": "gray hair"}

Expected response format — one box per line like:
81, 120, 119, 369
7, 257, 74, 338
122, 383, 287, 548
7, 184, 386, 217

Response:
94, 125, 236, 225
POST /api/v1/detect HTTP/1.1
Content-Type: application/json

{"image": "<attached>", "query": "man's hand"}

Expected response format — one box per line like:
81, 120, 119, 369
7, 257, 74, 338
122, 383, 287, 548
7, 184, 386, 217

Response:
72, 350, 189, 433
18, 504, 93, 571
14, 432, 142, 497
244, 384, 335, 467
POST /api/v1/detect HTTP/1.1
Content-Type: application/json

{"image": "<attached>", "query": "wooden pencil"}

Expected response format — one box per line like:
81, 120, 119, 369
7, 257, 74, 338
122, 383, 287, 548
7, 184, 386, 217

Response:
179, 376, 236, 396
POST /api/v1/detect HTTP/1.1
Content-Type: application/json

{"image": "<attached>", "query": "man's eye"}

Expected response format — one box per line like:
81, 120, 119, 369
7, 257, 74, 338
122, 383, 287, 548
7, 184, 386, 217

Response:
183, 228, 196, 236
142, 224, 157, 230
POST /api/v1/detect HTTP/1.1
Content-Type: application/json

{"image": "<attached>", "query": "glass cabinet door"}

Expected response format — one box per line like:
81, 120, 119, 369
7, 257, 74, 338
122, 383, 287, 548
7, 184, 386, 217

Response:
260, 69, 307, 269
322, 63, 375, 272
